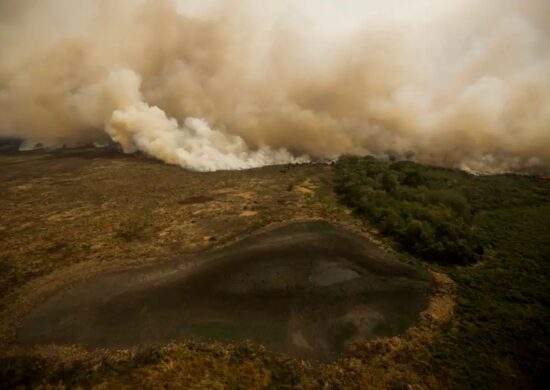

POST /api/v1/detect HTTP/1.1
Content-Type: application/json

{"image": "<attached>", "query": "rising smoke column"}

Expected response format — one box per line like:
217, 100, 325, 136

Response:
72, 68, 306, 171
0, 0, 549, 173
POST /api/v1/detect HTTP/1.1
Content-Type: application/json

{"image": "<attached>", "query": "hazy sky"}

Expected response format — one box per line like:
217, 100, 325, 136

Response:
1, 0, 549, 173
177, 0, 429, 29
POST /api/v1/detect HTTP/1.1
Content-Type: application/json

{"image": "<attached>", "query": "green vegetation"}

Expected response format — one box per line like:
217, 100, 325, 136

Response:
432, 204, 550, 389
336, 155, 550, 388
335, 155, 485, 264
334, 155, 550, 266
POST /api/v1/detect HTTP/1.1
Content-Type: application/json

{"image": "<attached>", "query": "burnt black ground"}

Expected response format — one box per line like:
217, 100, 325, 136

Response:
18, 221, 431, 361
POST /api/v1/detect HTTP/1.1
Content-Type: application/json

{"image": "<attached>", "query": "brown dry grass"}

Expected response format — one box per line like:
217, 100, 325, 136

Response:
0, 149, 454, 389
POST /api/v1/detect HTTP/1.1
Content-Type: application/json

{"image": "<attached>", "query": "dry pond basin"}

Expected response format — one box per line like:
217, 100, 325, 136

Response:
18, 221, 432, 361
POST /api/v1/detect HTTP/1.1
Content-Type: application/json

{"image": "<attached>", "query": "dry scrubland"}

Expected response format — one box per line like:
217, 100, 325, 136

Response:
0, 148, 339, 306
0, 148, 548, 389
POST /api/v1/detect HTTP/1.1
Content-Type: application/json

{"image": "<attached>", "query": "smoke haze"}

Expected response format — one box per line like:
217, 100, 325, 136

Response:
0, 0, 549, 172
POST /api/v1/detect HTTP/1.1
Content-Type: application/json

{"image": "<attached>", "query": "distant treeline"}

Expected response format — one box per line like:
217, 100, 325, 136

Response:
0, 137, 22, 152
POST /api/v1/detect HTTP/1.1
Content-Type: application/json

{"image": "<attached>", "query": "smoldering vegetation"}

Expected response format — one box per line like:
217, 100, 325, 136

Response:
0, 0, 549, 172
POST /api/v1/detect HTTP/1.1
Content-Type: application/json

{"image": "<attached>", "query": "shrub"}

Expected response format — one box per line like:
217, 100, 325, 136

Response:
334, 155, 483, 265
401, 170, 426, 188
382, 173, 399, 193
381, 209, 402, 233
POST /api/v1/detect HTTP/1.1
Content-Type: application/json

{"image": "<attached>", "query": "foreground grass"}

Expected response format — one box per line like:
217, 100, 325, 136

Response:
0, 340, 439, 389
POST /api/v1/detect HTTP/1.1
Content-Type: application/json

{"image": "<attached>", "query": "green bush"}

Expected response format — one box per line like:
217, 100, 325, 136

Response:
381, 210, 402, 234
382, 173, 399, 193
335, 156, 483, 265
401, 170, 426, 187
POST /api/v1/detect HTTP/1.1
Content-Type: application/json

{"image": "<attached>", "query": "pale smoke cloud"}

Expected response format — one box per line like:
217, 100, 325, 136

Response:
73, 68, 304, 171
0, 0, 549, 173
108, 96, 306, 171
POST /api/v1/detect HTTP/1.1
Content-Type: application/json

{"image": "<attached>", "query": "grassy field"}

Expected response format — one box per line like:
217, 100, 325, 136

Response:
0, 148, 335, 306
0, 150, 548, 389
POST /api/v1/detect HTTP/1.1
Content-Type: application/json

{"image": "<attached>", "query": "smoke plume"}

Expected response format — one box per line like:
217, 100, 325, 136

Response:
0, 0, 549, 172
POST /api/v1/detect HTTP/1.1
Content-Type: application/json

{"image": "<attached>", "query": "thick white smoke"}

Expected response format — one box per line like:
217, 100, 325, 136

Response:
0, 0, 549, 173
73, 68, 305, 171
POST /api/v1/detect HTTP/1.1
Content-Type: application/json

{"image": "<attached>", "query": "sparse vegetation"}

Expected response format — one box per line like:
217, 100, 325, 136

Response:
114, 217, 151, 242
